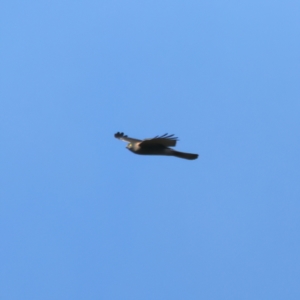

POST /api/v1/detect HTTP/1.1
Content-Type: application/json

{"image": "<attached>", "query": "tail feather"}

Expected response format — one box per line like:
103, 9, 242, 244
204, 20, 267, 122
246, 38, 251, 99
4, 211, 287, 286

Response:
171, 150, 198, 160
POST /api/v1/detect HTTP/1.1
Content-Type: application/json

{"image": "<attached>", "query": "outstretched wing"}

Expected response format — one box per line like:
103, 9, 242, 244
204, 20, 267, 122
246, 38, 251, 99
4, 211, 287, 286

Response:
114, 132, 142, 143
140, 133, 178, 147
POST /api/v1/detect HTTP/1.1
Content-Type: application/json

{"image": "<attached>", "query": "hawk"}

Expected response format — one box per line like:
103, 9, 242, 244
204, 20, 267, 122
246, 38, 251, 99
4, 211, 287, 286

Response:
114, 132, 198, 160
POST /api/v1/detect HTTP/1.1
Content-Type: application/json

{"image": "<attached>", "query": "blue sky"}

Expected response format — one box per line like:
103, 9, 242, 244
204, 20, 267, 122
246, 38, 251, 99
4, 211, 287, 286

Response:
1, 1, 300, 299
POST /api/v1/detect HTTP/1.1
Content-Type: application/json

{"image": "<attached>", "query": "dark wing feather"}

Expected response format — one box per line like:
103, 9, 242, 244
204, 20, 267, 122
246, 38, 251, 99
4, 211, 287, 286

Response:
140, 133, 178, 147
114, 132, 142, 143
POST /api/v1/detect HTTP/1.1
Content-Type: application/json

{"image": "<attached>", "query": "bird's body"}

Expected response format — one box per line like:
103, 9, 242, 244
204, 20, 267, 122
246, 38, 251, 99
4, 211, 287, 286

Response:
114, 132, 198, 160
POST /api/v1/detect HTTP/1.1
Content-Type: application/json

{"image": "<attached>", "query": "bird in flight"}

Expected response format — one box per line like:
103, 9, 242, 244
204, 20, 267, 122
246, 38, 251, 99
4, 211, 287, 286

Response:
114, 132, 198, 160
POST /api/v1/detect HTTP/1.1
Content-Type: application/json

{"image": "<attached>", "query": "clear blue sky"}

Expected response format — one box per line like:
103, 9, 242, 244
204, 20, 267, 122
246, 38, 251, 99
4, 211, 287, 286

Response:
1, 1, 300, 299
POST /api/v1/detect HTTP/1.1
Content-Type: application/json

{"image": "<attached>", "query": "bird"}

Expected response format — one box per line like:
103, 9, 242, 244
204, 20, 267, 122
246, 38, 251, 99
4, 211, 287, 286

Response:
114, 132, 198, 160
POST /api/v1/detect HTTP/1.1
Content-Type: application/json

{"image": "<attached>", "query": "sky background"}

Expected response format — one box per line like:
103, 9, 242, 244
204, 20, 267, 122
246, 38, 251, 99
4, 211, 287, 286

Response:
1, 1, 300, 299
